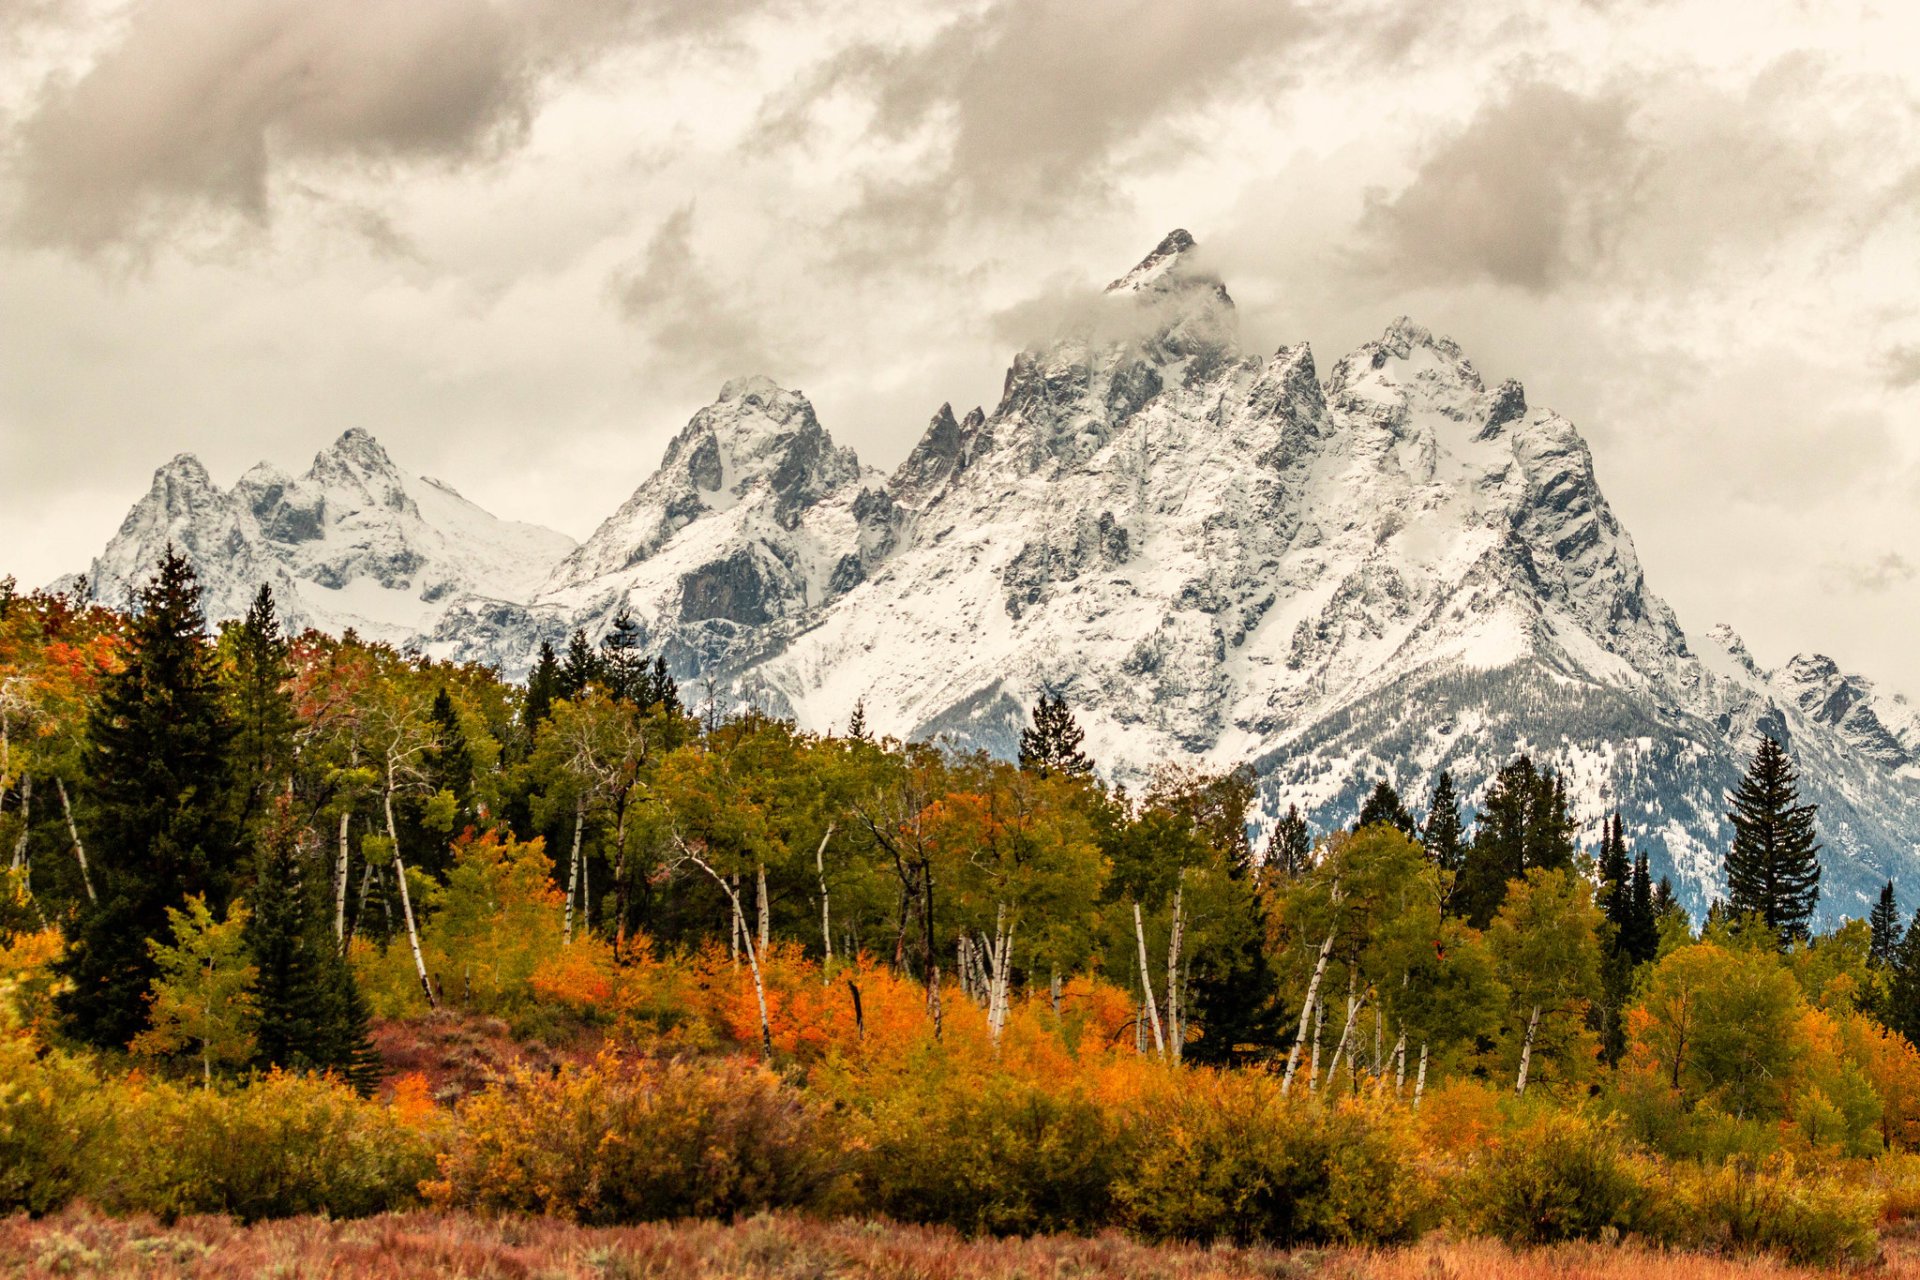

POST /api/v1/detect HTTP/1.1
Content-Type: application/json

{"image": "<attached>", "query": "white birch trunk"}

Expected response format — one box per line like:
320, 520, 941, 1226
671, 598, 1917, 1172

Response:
564, 794, 585, 944
1515, 1004, 1542, 1096
384, 776, 435, 1007
8, 772, 28, 873
334, 810, 351, 948
1325, 971, 1360, 1087
1165, 872, 1186, 1063
1133, 901, 1166, 1057
55, 778, 95, 905
756, 861, 770, 955
1414, 1041, 1430, 1108
679, 839, 774, 1058
1281, 906, 1341, 1094
814, 822, 835, 977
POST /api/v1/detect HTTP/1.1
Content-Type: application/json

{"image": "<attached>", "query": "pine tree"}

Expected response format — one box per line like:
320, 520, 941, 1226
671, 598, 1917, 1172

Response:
1597, 814, 1632, 942
1268, 804, 1312, 877
1871, 880, 1903, 968
58, 549, 245, 1050
1018, 692, 1094, 779
1887, 906, 1920, 1049
846, 697, 869, 742
325, 961, 382, 1095
641, 657, 682, 717
248, 805, 335, 1072
1624, 850, 1658, 964
1522, 771, 1576, 874
1422, 771, 1464, 874
557, 629, 600, 701
523, 641, 561, 739
224, 584, 296, 838
1724, 734, 1822, 943
1354, 780, 1415, 836
1453, 756, 1578, 927
599, 609, 646, 705
425, 687, 473, 817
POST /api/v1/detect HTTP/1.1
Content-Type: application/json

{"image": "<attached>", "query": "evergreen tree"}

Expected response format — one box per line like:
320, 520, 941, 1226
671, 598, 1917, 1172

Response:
1354, 779, 1415, 836
1623, 850, 1659, 965
1268, 804, 1312, 878
248, 805, 335, 1072
223, 584, 296, 838
557, 629, 600, 701
1454, 757, 1532, 928
57, 549, 245, 1050
846, 697, 869, 742
1724, 734, 1822, 943
1597, 814, 1632, 942
1887, 906, 1920, 1049
1871, 880, 1903, 968
641, 657, 682, 717
1522, 771, 1577, 875
599, 609, 647, 705
325, 961, 382, 1096
425, 687, 474, 817
1422, 771, 1464, 874
1018, 692, 1094, 779
523, 641, 561, 738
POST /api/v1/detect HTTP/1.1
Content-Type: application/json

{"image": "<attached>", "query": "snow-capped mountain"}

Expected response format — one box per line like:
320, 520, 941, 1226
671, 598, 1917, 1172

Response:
66, 429, 575, 643
63, 232, 1920, 919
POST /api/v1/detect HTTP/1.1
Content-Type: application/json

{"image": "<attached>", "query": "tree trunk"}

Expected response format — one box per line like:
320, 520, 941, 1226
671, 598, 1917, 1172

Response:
1282, 920, 1340, 1095
8, 772, 29, 874
678, 840, 774, 1058
1134, 901, 1167, 1057
814, 822, 835, 978
1325, 969, 1360, 1087
1050, 968, 1061, 1016
1414, 1041, 1430, 1108
1515, 1004, 1542, 1096
384, 777, 436, 1008
1165, 872, 1186, 1063
847, 977, 865, 1040
334, 810, 352, 948
755, 861, 770, 956
564, 795, 585, 944
612, 789, 633, 950
54, 778, 95, 905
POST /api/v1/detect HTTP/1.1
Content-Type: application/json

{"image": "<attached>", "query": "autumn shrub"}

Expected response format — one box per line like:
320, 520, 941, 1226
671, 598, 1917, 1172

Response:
1668, 1155, 1879, 1266
1117, 1071, 1432, 1246
1460, 1105, 1653, 1245
0, 1033, 103, 1216
845, 1062, 1133, 1235
89, 1070, 439, 1222
429, 1052, 834, 1224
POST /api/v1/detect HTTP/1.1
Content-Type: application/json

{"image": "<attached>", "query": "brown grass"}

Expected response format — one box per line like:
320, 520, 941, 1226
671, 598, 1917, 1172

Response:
4, 1210, 1919, 1280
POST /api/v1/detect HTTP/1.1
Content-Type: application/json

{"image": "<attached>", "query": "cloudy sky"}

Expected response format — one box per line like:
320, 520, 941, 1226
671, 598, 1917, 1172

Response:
2, 0, 1917, 693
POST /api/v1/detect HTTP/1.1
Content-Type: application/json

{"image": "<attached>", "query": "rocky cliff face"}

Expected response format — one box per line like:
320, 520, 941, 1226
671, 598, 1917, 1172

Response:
67, 233, 1920, 919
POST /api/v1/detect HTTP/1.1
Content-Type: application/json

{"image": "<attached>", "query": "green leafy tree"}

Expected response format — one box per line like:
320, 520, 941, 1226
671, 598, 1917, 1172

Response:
1018, 692, 1093, 779
1629, 941, 1804, 1120
1487, 867, 1604, 1095
1724, 734, 1822, 943
57, 549, 245, 1049
131, 894, 259, 1086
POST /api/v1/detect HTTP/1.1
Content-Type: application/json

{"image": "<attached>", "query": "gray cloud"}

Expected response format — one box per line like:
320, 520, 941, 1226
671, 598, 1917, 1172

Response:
1357, 82, 1642, 292
1836, 553, 1918, 594
610, 205, 785, 377
4, 0, 771, 254
1884, 345, 1920, 389
767, 0, 1316, 246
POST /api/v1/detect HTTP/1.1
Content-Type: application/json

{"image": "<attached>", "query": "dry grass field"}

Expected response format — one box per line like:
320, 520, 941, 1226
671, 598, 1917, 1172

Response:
4, 1210, 1918, 1280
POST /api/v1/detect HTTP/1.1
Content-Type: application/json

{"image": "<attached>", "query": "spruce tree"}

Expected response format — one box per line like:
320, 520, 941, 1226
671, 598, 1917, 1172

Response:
1624, 850, 1658, 964
1871, 880, 1903, 968
600, 609, 646, 705
1724, 734, 1822, 943
557, 628, 600, 701
523, 641, 561, 739
1017, 692, 1093, 779
425, 687, 473, 816
57, 549, 245, 1049
1598, 814, 1632, 942
641, 656, 681, 717
1354, 780, 1415, 836
846, 697, 870, 742
1887, 906, 1920, 1050
248, 804, 335, 1072
326, 962, 382, 1095
1422, 771, 1464, 874
1268, 804, 1312, 878
223, 584, 296, 838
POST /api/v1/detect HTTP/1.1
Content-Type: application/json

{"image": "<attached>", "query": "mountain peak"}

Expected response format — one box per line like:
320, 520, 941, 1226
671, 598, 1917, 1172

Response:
1106, 228, 1199, 294
154, 452, 214, 487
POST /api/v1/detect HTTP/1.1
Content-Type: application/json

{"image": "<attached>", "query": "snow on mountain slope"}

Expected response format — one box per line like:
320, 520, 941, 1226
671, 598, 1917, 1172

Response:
68, 429, 575, 643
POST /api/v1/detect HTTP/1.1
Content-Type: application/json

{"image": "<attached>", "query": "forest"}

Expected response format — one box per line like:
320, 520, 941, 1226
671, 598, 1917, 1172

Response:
6, 549, 1920, 1272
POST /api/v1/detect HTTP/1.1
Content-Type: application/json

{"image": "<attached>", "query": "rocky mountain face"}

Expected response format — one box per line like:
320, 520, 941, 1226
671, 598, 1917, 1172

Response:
67, 429, 575, 645
66, 232, 1920, 919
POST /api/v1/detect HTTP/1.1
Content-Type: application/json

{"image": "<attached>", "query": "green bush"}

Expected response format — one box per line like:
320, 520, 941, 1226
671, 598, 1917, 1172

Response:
1673, 1156, 1879, 1266
849, 1068, 1131, 1235
430, 1054, 833, 1223
91, 1070, 438, 1221
1117, 1072, 1430, 1246
1463, 1107, 1652, 1244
